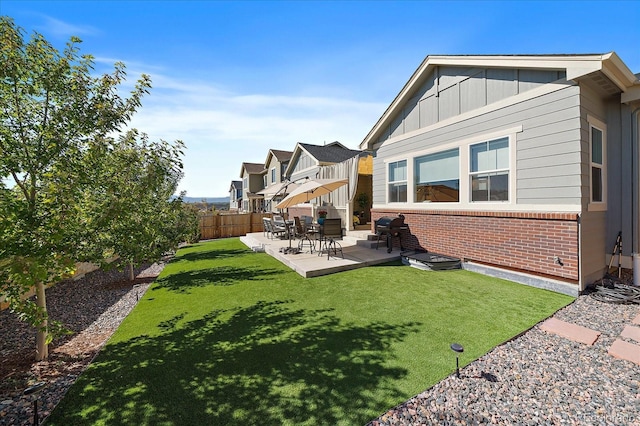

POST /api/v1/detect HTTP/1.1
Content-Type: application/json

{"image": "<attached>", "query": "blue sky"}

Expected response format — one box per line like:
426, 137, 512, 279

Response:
2, 1, 639, 197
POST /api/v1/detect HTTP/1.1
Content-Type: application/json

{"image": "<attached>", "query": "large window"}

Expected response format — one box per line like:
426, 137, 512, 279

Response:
590, 125, 604, 203
415, 148, 459, 202
388, 160, 407, 202
470, 137, 509, 201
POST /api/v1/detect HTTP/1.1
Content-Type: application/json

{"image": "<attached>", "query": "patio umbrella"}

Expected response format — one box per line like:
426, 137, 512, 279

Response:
257, 181, 299, 198
275, 178, 349, 209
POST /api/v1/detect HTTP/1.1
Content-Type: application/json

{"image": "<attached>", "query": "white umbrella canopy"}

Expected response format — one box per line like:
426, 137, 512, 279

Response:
256, 181, 299, 198
275, 178, 348, 209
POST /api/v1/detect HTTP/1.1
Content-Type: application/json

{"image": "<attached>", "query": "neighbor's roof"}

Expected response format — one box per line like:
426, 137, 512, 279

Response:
299, 142, 362, 163
270, 149, 293, 162
240, 162, 266, 177
263, 149, 293, 168
359, 52, 639, 151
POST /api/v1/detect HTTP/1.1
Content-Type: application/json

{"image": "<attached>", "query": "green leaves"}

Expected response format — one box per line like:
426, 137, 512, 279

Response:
0, 17, 193, 356
80, 130, 194, 267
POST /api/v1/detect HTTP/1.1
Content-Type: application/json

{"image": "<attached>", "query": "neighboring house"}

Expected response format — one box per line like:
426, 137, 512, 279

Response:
229, 180, 243, 212
257, 149, 293, 212
284, 141, 372, 228
239, 162, 266, 213
359, 53, 640, 295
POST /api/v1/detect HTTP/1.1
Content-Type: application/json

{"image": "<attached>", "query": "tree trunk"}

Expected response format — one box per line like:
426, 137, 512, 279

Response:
35, 282, 49, 361
128, 262, 135, 281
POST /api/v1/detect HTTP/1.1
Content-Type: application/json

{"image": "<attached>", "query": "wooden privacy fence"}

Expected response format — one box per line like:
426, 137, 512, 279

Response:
199, 212, 273, 240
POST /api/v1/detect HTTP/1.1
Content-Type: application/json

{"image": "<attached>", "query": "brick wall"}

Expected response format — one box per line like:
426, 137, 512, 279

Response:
372, 209, 580, 282
286, 206, 314, 220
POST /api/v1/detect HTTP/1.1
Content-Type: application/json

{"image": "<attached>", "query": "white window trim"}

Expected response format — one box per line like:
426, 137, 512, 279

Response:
414, 148, 461, 203
383, 126, 521, 207
386, 159, 408, 203
270, 167, 276, 184
469, 137, 511, 203
588, 115, 607, 212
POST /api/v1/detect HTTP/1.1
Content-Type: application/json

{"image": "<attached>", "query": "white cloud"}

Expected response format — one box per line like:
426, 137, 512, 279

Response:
126, 73, 385, 197
38, 15, 99, 39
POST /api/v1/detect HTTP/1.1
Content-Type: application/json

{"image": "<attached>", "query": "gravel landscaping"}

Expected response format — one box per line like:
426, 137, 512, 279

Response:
1, 265, 639, 425
0, 261, 164, 425
369, 281, 640, 426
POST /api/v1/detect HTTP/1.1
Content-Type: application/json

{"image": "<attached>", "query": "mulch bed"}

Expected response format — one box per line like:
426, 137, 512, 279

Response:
0, 262, 164, 425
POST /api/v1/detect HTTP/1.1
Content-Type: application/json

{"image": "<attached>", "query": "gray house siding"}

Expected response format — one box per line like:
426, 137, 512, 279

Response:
578, 83, 613, 284
289, 166, 321, 185
580, 211, 606, 284
604, 100, 635, 262
372, 84, 584, 206
365, 54, 639, 291
377, 67, 565, 145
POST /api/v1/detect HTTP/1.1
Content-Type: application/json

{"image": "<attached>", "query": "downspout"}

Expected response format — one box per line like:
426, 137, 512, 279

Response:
632, 106, 640, 286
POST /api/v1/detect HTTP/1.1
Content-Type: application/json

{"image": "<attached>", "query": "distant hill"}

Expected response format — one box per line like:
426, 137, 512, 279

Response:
181, 196, 230, 204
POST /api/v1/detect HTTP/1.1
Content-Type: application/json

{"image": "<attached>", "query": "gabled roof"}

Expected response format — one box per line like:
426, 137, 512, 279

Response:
360, 52, 639, 150
240, 162, 265, 177
299, 142, 362, 163
270, 149, 293, 162
264, 149, 293, 168
284, 141, 363, 178
229, 180, 242, 191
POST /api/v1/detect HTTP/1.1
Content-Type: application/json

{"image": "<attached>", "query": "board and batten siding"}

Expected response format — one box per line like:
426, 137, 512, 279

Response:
378, 67, 565, 144
372, 83, 584, 207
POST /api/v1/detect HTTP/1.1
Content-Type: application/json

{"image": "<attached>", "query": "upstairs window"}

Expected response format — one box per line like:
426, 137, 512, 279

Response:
271, 167, 276, 183
415, 148, 459, 202
470, 137, 509, 202
388, 160, 407, 202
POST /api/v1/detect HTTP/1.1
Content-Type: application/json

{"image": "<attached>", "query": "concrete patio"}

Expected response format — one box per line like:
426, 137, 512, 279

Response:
240, 229, 401, 278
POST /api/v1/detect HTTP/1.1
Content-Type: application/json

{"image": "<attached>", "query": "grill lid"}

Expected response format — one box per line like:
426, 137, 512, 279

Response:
376, 215, 406, 229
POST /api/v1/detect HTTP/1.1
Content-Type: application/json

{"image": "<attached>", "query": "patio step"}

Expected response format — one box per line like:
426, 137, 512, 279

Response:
344, 230, 386, 249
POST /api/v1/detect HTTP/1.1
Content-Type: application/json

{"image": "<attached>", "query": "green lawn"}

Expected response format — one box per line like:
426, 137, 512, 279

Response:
47, 238, 574, 425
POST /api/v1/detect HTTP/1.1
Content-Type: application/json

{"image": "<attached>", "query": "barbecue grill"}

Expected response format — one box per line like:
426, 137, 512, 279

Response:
375, 215, 408, 253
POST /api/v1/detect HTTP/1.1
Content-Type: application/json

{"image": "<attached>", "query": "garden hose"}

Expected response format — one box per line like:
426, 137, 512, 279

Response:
590, 282, 640, 304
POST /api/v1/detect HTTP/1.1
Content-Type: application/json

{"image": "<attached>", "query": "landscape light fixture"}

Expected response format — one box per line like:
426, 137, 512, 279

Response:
450, 343, 464, 379
24, 381, 46, 425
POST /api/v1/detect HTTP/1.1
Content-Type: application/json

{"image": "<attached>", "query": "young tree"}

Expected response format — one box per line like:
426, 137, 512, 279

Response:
0, 17, 151, 360
81, 130, 193, 280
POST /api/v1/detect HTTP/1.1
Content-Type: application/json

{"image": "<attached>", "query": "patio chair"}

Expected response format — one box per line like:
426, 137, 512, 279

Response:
273, 214, 286, 227
317, 218, 343, 259
270, 218, 287, 239
295, 216, 315, 253
262, 217, 272, 238
300, 215, 313, 228
292, 217, 305, 238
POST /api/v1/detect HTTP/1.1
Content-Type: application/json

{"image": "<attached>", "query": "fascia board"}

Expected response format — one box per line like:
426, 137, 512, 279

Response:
621, 86, 640, 104
431, 55, 600, 70
601, 52, 639, 91
263, 150, 274, 168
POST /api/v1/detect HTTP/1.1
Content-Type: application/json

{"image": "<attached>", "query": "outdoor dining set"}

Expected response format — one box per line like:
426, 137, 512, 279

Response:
262, 215, 344, 259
